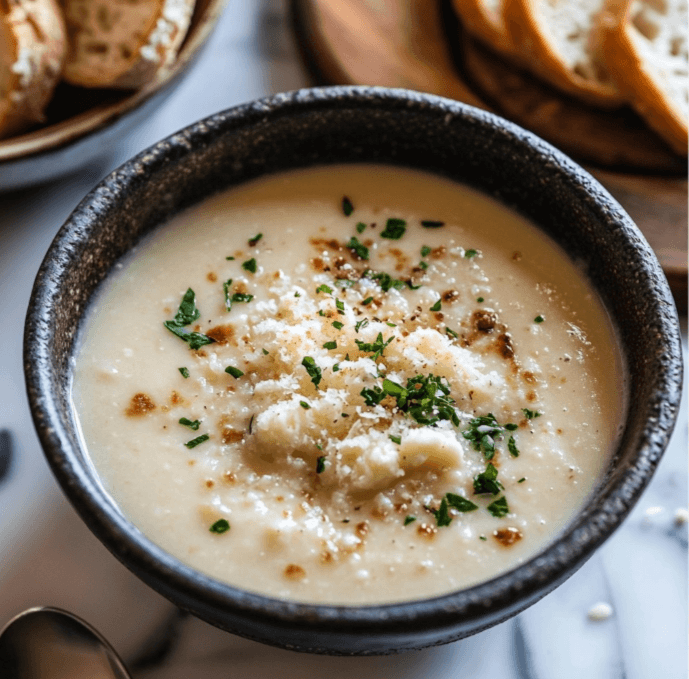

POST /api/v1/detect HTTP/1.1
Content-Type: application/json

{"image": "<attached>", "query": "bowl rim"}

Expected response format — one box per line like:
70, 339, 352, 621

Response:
24, 85, 684, 642
0, 0, 229, 164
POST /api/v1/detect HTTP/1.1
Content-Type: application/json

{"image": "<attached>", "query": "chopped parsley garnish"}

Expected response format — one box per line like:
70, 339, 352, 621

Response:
223, 279, 254, 310
518, 477, 526, 483
335, 298, 345, 313
425, 493, 479, 527
341, 412, 349, 417
365, 373, 460, 427
168, 287, 200, 325
164, 288, 215, 350
178, 367, 189, 378
356, 222, 366, 233
406, 280, 422, 290
365, 270, 406, 292
446, 493, 479, 513
522, 408, 541, 419
419, 261, 429, 270
248, 233, 263, 246
428, 497, 452, 527
465, 249, 478, 258
446, 327, 458, 339
389, 435, 401, 444
420, 245, 432, 257
316, 455, 326, 473
505, 423, 518, 431
430, 299, 442, 312
421, 220, 444, 228
231, 292, 253, 305
225, 256, 235, 261
386, 321, 397, 327
381, 218, 406, 240
477, 297, 484, 302
360, 386, 384, 406
342, 196, 354, 216
333, 363, 340, 372
332, 320, 344, 330
294, 292, 301, 297
242, 258, 257, 273
300, 401, 311, 409
346, 236, 369, 260
362, 296, 374, 306
473, 463, 503, 495
185, 434, 209, 449
508, 435, 519, 457
223, 279, 233, 311
209, 518, 230, 534
323, 341, 337, 350
404, 374, 458, 426
355, 332, 394, 359
179, 417, 200, 430
479, 535, 487, 541
262, 348, 269, 355
355, 318, 369, 333
404, 515, 416, 526
316, 284, 333, 294
462, 413, 516, 460
302, 356, 322, 388
487, 496, 510, 518
225, 366, 244, 378
534, 315, 545, 323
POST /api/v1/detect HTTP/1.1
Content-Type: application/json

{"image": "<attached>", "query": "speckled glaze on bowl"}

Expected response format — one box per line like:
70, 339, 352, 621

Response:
24, 87, 682, 655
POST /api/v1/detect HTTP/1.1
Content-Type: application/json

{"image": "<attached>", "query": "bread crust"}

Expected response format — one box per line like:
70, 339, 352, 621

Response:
0, 0, 66, 139
504, 0, 625, 107
451, 0, 519, 57
61, 0, 195, 89
596, 0, 688, 155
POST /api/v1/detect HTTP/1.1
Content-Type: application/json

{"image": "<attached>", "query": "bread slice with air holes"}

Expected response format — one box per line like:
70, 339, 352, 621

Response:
0, 0, 66, 140
596, 0, 688, 155
504, 0, 626, 107
60, 0, 195, 89
451, 0, 520, 57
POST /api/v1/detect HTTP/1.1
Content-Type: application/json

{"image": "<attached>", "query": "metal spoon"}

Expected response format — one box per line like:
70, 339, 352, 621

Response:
0, 607, 131, 679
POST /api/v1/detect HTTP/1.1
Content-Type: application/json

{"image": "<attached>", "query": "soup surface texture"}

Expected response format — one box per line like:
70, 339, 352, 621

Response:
72, 165, 624, 604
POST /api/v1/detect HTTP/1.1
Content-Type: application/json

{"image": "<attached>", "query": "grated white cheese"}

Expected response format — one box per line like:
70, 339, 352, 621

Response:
587, 602, 614, 621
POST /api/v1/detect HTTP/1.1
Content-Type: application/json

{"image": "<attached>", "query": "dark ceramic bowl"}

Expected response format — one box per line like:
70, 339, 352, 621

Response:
24, 86, 682, 655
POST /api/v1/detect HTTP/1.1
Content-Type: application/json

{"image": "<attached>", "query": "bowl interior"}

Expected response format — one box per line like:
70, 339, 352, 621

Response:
24, 87, 683, 653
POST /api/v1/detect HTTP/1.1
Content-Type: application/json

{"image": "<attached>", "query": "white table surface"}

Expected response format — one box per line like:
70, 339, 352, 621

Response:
0, 1, 686, 676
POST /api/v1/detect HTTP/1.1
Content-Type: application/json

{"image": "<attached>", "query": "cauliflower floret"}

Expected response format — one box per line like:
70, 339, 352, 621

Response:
398, 427, 465, 472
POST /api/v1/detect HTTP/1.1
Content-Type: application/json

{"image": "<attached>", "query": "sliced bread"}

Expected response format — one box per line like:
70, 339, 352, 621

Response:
0, 0, 66, 139
504, 0, 625, 107
596, 0, 688, 155
451, 0, 519, 57
60, 0, 195, 89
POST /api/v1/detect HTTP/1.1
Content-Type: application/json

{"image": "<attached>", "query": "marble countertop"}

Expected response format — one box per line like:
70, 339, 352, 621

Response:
0, 1, 686, 676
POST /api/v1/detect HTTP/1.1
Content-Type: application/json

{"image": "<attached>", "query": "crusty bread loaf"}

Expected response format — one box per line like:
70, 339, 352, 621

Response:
60, 0, 195, 89
504, 0, 625, 107
0, 0, 66, 139
451, 0, 519, 57
596, 0, 688, 155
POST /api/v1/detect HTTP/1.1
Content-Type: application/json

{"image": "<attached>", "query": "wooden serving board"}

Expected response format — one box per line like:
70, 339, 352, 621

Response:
291, 0, 687, 311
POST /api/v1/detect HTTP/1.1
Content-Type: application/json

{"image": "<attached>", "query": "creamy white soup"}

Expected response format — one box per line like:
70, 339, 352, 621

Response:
71, 165, 625, 605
